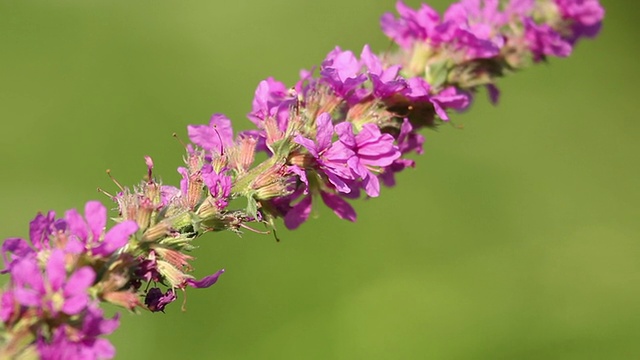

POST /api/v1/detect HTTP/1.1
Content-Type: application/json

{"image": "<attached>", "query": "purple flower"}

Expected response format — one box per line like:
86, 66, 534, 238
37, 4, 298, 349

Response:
505, 0, 536, 17
12, 250, 95, 316
202, 168, 232, 210
294, 113, 355, 193
29, 211, 57, 251
160, 185, 180, 207
456, 0, 505, 25
248, 77, 294, 131
283, 190, 356, 230
320, 47, 368, 103
1, 237, 34, 274
433, 2, 504, 60
523, 18, 572, 62
335, 122, 401, 198
381, 0, 505, 60
380, 119, 425, 187
431, 86, 472, 114
64, 201, 138, 257
145, 288, 177, 312
360, 45, 407, 99
380, 1, 441, 48
37, 304, 120, 360
404, 77, 471, 120
0, 290, 15, 323
554, 0, 605, 43
187, 113, 234, 154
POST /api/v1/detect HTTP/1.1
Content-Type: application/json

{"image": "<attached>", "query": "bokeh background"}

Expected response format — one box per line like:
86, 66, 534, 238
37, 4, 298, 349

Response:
1, 0, 638, 359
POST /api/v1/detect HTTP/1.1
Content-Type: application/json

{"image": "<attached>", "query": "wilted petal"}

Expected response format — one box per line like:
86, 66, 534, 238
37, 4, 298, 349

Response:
29, 211, 55, 250
186, 269, 225, 288
1, 238, 33, 272
145, 288, 177, 312
486, 84, 500, 105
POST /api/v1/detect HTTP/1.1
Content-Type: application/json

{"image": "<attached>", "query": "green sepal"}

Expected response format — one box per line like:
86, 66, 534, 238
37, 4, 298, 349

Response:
246, 194, 258, 219
425, 60, 450, 90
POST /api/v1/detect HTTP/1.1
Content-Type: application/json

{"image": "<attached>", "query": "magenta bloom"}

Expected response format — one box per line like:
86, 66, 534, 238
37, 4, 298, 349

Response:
64, 201, 138, 257
380, 1, 441, 48
1, 237, 34, 274
202, 167, 232, 210
433, 1, 504, 60
554, 0, 605, 43
12, 250, 95, 316
404, 77, 471, 120
335, 122, 401, 197
360, 45, 407, 99
283, 190, 356, 230
380, 119, 425, 187
247, 77, 293, 131
187, 113, 235, 154
320, 47, 368, 103
29, 211, 58, 251
294, 113, 355, 193
0, 291, 15, 323
37, 304, 120, 360
523, 18, 572, 62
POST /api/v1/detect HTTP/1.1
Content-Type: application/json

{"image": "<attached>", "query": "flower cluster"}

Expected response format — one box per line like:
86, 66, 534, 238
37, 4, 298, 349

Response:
0, 0, 603, 358
185, 0, 605, 230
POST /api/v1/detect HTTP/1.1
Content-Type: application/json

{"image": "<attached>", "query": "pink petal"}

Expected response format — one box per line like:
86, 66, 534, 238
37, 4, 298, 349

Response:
46, 250, 66, 291
94, 220, 137, 257
84, 201, 106, 243
284, 195, 313, 230
320, 192, 357, 222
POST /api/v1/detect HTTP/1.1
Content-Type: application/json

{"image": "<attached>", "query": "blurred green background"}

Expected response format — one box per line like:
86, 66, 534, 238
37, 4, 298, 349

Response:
1, 1, 638, 359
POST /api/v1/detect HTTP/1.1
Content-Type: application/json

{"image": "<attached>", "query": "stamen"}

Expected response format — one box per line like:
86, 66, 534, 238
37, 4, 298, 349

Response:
211, 126, 225, 157
106, 169, 124, 191
238, 223, 270, 235
172, 132, 188, 149
97, 187, 115, 199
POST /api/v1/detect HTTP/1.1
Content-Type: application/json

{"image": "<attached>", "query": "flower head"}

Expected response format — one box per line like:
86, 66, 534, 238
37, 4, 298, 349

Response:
188, 113, 234, 154
335, 122, 401, 197
65, 201, 138, 257
294, 113, 355, 193
12, 250, 95, 317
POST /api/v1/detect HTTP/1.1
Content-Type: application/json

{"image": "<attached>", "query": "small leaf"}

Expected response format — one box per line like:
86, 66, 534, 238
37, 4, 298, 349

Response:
425, 61, 449, 89
246, 195, 258, 219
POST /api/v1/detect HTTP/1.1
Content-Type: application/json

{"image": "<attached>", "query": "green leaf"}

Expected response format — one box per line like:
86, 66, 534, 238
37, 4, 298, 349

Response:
246, 195, 258, 219
425, 61, 449, 89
